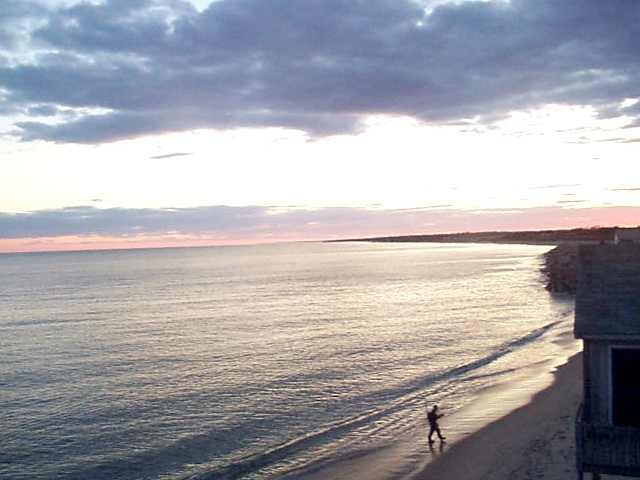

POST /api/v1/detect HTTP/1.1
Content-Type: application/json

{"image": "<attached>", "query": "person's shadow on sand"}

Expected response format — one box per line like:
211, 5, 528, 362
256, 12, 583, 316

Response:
427, 439, 446, 458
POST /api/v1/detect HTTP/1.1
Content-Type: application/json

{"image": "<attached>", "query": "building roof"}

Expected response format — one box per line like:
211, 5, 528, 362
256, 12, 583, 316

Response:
575, 243, 640, 338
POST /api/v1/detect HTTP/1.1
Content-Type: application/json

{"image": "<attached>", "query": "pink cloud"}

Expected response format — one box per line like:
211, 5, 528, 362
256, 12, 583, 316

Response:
0, 204, 638, 253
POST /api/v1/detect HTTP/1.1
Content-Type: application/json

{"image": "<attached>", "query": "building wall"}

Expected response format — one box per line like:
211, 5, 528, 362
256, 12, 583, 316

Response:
575, 244, 640, 338
585, 340, 611, 424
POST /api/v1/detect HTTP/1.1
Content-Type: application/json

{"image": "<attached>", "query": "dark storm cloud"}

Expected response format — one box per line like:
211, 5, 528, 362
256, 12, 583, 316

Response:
2, 0, 640, 143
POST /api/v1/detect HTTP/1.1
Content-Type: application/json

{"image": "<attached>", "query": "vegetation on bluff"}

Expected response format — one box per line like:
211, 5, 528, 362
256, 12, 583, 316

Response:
330, 227, 616, 246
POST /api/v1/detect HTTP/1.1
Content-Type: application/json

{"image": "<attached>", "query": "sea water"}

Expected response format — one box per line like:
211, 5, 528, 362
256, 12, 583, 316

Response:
0, 242, 576, 480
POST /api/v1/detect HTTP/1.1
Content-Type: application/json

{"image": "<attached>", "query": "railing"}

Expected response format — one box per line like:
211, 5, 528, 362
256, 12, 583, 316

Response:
576, 403, 640, 477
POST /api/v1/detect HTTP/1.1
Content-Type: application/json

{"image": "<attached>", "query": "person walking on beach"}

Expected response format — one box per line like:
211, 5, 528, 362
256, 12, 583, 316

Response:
427, 405, 446, 443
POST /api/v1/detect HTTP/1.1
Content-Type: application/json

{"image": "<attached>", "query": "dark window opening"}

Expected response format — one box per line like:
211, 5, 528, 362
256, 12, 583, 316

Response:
612, 348, 640, 427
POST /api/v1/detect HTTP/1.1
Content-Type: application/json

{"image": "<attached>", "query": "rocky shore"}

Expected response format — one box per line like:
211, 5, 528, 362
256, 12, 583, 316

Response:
541, 244, 580, 294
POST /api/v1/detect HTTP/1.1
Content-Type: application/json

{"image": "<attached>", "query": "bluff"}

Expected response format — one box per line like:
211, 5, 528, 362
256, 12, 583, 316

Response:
541, 244, 580, 294
331, 227, 616, 245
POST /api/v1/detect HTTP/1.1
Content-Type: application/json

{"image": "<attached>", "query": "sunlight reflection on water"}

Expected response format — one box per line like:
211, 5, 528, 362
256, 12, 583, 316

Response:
1, 242, 574, 480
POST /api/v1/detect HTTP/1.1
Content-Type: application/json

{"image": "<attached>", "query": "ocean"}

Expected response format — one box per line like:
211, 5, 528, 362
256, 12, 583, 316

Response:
0, 242, 578, 480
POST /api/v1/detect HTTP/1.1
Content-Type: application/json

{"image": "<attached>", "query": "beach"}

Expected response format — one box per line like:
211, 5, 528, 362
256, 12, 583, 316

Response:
415, 353, 582, 479
414, 353, 630, 480
297, 342, 582, 480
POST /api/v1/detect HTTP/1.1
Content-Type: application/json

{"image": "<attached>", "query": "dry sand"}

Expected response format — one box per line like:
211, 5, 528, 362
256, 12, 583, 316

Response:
414, 353, 626, 480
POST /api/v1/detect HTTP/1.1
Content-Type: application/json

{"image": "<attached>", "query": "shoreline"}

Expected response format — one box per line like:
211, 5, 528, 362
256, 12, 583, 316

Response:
287, 319, 581, 480
413, 352, 584, 479
326, 227, 615, 246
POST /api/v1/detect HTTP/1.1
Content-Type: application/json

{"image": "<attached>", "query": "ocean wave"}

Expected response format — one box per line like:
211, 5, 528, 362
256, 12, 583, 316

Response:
0, 313, 113, 329
182, 405, 395, 479
183, 319, 565, 480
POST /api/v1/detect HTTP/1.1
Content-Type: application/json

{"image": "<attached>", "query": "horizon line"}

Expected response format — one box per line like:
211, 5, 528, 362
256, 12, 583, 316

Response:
1, 225, 633, 255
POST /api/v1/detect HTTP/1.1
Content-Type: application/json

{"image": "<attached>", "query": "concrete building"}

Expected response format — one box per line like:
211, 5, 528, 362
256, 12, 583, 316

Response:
575, 243, 640, 479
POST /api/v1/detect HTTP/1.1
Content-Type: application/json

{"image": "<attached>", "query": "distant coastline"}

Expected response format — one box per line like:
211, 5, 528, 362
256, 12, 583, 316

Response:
328, 227, 622, 295
326, 226, 615, 245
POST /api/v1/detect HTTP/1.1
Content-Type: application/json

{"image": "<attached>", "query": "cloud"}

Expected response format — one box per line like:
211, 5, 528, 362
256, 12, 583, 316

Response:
0, 1, 39, 49
393, 205, 453, 212
556, 199, 587, 204
0, 205, 267, 239
611, 187, 640, 192
150, 152, 192, 159
1, 0, 640, 143
534, 184, 581, 190
26, 104, 59, 116
2, 204, 640, 245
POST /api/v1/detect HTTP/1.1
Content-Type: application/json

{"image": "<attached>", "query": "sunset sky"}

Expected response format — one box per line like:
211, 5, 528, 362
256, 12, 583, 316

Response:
1, 0, 640, 252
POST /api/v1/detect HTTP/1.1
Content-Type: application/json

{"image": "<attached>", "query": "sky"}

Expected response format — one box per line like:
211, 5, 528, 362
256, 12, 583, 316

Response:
1, 0, 640, 252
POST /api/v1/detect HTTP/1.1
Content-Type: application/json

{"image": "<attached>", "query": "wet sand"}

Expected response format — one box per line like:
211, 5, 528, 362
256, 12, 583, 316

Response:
291, 351, 589, 480
292, 328, 586, 480
414, 353, 626, 480
414, 353, 582, 479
